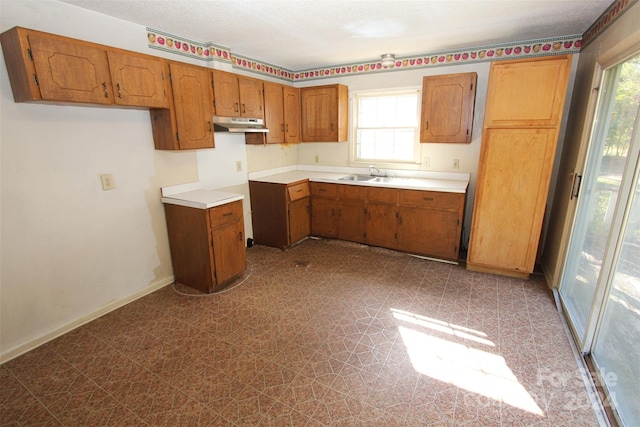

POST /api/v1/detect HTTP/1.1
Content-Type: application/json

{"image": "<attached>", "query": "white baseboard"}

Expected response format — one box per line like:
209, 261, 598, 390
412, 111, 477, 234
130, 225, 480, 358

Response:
0, 276, 174, 364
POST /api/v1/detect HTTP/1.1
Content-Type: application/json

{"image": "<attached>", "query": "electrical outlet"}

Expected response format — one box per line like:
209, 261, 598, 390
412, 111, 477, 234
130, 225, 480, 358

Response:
315, 155, 319, 163
100, 174, 115, 190
236, 160, 242, 172
453, 159, 460, 169
423, 157, 430, 167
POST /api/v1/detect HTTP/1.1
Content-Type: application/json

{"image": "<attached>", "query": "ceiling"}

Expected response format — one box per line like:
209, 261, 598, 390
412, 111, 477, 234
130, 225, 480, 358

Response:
58, 0, 614, 70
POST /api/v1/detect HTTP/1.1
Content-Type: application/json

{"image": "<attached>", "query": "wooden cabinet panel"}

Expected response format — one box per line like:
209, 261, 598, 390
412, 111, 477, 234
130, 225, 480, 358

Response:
289, 197, 310, 245
169, 62, 214, 150
367, 187, 398, 204
283, 86, 301, 143
211, 219, 245, 285
468, 128, 558, 273
310, 182, 338, 198
212, 69, 239, 117
210, 201, 244, 228
399, 189, 461, 210
288, 182, 310, 201
301, 84, 348, 142
421, 72, 477, 143
264, 82, 285, 144
338, 198, 366, 243
398, 206, 461, 261
107, 50, 169, 108
483, 56, 571, 128
366, 202, 397, 249
238, 76, 264, 119
311, 196, 338, 238
29, 34, 114, 105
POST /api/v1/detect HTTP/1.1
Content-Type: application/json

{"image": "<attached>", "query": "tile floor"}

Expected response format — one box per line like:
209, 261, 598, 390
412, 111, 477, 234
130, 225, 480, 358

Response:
1, 239, 600, 426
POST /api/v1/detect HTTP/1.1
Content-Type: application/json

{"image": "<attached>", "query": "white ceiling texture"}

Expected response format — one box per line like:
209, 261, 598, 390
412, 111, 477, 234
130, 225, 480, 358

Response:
58, 0, 614, 71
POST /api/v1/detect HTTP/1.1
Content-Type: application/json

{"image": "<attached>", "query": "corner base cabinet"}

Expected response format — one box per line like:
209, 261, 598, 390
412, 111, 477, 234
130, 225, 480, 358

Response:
164, 200, 246, 293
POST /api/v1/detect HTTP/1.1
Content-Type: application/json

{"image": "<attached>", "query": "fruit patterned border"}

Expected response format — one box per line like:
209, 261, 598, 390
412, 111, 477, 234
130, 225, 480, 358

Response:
145, 0, 635, 82
581, 0, 638, 48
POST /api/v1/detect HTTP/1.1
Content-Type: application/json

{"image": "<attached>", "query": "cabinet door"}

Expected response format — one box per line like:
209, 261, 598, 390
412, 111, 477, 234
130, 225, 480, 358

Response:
468, 127, 558, 273
238, 76, 264, 119
338, 198, 366, 244
107, 50, 169, 108
212, 69, 240, 117
169, 62, 214, 150
421, 72, 476, 143
263, 82, 284, 144
289, 197, 310, 244
301, 86, 336, 142
484, 56, 571, 127
311, 197, 337, 237
212, 220, 246, 286
398, 207, 460, 260
283, 86, 301, 143
366, 203, 397, 249
29, 34, 113, 104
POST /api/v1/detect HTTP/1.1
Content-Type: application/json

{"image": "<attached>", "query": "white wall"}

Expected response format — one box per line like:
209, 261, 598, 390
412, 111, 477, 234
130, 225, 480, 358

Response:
0, 0, 225, 361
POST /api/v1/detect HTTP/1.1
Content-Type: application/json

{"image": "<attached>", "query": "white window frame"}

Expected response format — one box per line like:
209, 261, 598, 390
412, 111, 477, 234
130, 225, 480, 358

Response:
350, 87, 421, 166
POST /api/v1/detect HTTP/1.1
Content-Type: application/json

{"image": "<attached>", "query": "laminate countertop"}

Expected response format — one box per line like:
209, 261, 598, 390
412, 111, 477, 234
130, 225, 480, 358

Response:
160, 183, 243, 209
249, 170, 469, 193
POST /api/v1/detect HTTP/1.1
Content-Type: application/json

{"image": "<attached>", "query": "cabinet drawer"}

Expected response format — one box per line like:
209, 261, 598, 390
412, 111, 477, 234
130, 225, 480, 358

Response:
338, 184, 367, 200
367, 187, 398, 204
310, 182, 338, 197
209, 200, 243, 229
287, 182, 310, 201
399, 190, 462, 210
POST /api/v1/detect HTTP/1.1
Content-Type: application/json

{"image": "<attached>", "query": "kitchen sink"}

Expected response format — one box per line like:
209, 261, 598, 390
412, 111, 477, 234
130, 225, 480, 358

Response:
339, 174, 376, 182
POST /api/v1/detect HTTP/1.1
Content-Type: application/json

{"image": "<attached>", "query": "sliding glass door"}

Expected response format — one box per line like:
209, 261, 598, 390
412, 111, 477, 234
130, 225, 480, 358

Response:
559, 52, 640, 426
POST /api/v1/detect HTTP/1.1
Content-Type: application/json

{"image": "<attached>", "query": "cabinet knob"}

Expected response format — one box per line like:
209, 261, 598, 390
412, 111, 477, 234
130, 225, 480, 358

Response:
116, 83, 122, 98
242, 104, 246, 114
234, 102, 239, 112
102, 82, 109, 98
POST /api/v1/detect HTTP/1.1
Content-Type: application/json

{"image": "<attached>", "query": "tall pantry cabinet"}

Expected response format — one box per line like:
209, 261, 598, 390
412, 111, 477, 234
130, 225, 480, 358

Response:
467, 55, 572, 278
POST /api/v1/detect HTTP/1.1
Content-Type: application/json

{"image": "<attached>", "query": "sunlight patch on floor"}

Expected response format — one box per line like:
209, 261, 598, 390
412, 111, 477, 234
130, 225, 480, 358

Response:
392, 309, 544, 415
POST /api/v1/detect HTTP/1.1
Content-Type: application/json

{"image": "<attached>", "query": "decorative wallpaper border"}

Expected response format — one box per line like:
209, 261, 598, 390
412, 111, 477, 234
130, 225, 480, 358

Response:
581, 0, 638, 48
145, 0, 634, 82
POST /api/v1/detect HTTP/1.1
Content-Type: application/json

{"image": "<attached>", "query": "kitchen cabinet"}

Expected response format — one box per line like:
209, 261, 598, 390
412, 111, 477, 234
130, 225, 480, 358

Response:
467, 55, 572, 278
420, 72, 477, 143
263, 83, 302, 145
212, 70, 264, 120
151, 62, 215, 150
366, 187, 399, 250
301, 84, 348, 142
336, 185, 367, 244
249, 180, 310, 249
0, 26, 169, 108
164, 200, 245, 293
310, 182, 338, 237
263, 82, 285, 144
283, 86, 301, 143
397, 190, 465, 261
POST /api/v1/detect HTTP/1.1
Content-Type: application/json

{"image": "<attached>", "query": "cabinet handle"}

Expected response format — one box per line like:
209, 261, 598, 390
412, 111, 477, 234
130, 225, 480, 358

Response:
285, 124, 289, 132
234, 102, 239, 112
207, 121, 212, 132
331, 123, 334, 131
423, 197, 434, 201
223, 212, 234, 217
242, 104, 246, 114
425, 120, 429, 130
319, 188, 327, 192
102, 82, 108, 98
238, 231, 243, 241
116, 83, 122, 98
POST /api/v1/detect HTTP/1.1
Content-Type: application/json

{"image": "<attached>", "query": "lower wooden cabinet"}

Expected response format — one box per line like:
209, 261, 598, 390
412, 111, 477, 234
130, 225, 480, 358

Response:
249, 181, 310, 249
366, 187, 399, 249
337, 185, 367, 244
310, 182, 338, 238
164, 200, 245, 293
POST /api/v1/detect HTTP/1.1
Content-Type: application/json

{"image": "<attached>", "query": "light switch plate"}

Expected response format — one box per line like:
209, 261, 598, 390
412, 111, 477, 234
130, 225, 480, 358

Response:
100, 174, 115, 190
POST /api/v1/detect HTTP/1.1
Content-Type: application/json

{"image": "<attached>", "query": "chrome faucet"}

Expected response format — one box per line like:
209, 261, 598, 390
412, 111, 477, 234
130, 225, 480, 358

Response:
369, 165, 388, 177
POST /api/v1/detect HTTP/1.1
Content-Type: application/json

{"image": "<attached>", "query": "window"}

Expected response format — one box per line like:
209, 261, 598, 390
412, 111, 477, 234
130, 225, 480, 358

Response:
353, 90, 420, 164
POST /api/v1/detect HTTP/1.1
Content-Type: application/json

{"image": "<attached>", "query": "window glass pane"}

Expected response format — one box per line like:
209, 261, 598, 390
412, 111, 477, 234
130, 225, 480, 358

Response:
355, 91, 419, 163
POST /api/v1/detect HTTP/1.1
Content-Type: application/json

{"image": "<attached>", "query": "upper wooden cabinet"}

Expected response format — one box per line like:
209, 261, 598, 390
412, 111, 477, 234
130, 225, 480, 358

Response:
106, 50, 169, 108
212, 70, 264, 119
151, 62, 214, 150
0, 27, 169, 108
283, 86, 301, 143
301, 84, 348, 142
483, 56, 571, 128
263, 82, 302, 144
420, 72, 477, 143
